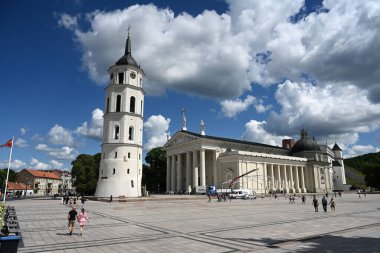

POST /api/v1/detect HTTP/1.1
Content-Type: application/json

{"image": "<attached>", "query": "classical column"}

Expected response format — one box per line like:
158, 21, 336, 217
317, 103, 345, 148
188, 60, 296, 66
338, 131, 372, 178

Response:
170, 155, 176, 192
177, 153, 182, 192
295, 166, 300, 193
270, 164, 275, 192
283, 165, 288, 193
166, 156, 171, 192
300, 166, 306, 193
200, 149, 206, 186
192, 150, 199, 188
263, 163, 267, 193
277, 165, 281, 191
289, 165, 294, 193
212, 150, 219, 186
186, 151, 191, 193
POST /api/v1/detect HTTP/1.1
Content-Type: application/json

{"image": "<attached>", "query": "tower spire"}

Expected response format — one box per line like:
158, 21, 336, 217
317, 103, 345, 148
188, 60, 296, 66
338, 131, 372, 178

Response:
125, 25, 132, 55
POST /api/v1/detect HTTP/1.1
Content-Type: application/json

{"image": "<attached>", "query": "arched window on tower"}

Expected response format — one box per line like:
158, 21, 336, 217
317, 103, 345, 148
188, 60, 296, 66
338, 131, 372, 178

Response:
116, 95, 121, 112
128, 126, 134, 140
131, 180, 134, 188
118, 72, 124, 84
114, 125, 120, 140
106, 97, 110, 113
130, 96, 135, 113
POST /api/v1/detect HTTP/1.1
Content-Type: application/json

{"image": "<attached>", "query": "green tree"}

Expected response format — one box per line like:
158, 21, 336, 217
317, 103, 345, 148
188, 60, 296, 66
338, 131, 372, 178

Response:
0, 169, 17, 192
71, 153, 100, 195
142, 147, 166, 193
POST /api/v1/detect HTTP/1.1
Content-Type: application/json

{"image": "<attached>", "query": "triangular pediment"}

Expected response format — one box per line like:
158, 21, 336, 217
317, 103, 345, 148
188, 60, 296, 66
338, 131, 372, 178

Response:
164, 131, 199, 148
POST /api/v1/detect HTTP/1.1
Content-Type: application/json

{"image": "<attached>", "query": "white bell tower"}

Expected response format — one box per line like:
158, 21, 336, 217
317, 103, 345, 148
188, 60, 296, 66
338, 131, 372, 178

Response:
95, 31, 144, 198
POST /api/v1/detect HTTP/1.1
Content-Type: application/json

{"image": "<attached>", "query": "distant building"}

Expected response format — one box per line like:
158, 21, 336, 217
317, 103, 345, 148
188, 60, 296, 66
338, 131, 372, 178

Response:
164, 127, 349, 194
17, 169, 62, 196
50, 170, 76, 195
6, 182, 33, 197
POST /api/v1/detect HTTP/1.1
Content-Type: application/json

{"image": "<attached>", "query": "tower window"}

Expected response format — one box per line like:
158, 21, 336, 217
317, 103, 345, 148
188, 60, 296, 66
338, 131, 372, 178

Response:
128, 126, 134, 140
130, 96, 136, 113
128, 152, 131, 158
113, 168, 116, 175
110, 73, 114, 81
127, 169, 130, 174
131, 180, 134, 188
140, 78, 142, 87
118, 73, 124, 84
106, 97, 110, 113
114, 125, 120, 139
114, 152, 117, 158
116, 95, 121, 112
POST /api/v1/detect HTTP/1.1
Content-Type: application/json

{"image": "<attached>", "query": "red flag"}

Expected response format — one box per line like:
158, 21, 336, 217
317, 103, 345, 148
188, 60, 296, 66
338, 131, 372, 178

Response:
0, 138, 13, 148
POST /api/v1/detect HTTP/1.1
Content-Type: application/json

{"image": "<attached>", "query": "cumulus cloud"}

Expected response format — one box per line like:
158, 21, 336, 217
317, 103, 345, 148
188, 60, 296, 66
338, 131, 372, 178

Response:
20, 128, 27, 135
35, 143, 78, 160
144, 115, 171, 150
0, 159, 26, 170
50, 160, 64, 169
346, 145, 380, 158
30, 158, 50, 170
15, 138, 28, 148
220, 95, 271, 117
31, 134, 44, 142
48, 124, 74, 146
57, 13, 78, 30
76, 108, 103, 140
242, 120, 290, 146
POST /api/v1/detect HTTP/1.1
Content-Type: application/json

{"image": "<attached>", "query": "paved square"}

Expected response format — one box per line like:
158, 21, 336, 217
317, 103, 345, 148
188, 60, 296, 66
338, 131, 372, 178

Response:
7, 193, 380, 252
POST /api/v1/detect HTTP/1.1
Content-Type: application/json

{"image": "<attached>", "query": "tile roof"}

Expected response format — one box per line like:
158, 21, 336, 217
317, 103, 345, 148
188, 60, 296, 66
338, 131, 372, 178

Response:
7, 182, 33, 190
26, 169, 61, 179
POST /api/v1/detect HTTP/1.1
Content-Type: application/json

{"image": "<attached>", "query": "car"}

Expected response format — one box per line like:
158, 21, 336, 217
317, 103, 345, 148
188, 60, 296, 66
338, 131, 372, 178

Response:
229, 189, 254, 199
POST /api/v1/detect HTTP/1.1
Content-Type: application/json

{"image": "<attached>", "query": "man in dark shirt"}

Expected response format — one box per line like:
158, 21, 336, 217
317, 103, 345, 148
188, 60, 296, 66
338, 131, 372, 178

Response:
67, 207, 77, 235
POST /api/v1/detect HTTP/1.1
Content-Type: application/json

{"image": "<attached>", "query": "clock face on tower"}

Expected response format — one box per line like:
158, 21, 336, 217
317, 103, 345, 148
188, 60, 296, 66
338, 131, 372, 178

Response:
130, 72, 136, 79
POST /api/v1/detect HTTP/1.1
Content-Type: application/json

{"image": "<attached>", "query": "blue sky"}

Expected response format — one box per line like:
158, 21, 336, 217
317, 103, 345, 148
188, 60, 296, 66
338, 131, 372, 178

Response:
1, 0, 380, 171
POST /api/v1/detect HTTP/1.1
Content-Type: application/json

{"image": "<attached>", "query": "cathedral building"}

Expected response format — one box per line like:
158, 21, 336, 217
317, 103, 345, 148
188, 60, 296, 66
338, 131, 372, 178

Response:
163, 122, 348, 194
95, 33, 144, 198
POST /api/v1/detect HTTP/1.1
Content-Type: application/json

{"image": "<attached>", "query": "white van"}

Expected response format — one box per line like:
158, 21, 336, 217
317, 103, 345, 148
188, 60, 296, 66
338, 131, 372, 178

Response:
229, 189, 254, 199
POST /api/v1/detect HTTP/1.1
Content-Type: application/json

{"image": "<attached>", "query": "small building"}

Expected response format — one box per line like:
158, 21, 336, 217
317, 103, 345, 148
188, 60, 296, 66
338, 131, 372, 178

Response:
51, 170, 76, 195
6, 182, 33, 197
17, 169, 62, 196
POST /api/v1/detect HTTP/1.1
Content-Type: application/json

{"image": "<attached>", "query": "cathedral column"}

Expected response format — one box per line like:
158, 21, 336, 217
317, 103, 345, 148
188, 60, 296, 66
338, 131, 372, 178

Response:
300, 166, 306, 193
185, 151, 191, 193
166, 156, 171, 192
270, 164, 275, 192
192, 150, 199, 188
289, 165, 294, 193
212, 150, 219, 186
263, 163, 267, 193
176, 153, 182, 192
200, 149, 206, 187
295, 166, 300, 193
283, 165, 288, 193
277, 165, 282, 192
170, 155, 176, 192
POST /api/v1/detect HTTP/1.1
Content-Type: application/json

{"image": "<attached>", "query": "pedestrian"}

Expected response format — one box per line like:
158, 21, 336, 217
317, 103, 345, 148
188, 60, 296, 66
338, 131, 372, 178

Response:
289, 195, 292, 204
67, 207, 78, 235
301, 195, 306, 204
322, 196, 328, 212
77, 208, 89, 236
312, 195, 319, 212
357, 189, 361, 198
329, 198, 336, 212
338, 191, 342, 198
207, 193, 211, 202
363, 189, 366, 198
81, 197, 86, 207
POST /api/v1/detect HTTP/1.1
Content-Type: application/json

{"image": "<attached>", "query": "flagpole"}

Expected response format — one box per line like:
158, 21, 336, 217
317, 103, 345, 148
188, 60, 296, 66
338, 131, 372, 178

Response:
3, 136, 14, 203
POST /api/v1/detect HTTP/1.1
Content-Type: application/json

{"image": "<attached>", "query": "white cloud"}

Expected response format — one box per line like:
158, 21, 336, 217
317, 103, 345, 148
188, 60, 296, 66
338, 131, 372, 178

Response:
220, 95, 255, 118
15, 138, 28, 148
31, 134, 44, 142
48, 124, 74, 146
35, 143, 78, 160
0, 159, 26, 170
58, 13, 78, 30
242, 120, 290, 146
76, 108, 103, 140
346, 145, 380, 158
50, 160, 64, 169
20, 128, 27, 135
30, 158, 50, 170
144, 115, 171, 150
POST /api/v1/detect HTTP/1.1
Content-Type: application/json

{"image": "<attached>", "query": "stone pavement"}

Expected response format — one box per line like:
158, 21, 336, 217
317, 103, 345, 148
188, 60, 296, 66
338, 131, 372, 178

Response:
7, 193, 380, 253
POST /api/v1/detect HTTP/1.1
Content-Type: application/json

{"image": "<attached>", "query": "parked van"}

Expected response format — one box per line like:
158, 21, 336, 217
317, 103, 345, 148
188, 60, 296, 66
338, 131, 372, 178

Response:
229, 189, 254, 199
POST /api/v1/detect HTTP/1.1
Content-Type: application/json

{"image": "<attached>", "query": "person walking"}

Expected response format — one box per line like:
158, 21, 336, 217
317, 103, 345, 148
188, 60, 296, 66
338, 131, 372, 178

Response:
322, 196, 328, 212
77, 208, 89, 236
301, 195, 306, 204
312, 195, 319, 212
329, 198, 336, 212
67, 207, 78, 235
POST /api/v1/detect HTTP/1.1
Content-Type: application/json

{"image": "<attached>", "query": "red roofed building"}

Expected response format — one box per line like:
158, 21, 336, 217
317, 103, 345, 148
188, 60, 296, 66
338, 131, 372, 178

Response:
6, 182, 33, 197
17, 169, 62, 196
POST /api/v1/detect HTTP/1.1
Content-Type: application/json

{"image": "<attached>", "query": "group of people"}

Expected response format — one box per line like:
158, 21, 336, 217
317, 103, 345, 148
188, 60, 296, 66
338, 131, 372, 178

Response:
68, 207, 89, 236
312, 194, 336, 212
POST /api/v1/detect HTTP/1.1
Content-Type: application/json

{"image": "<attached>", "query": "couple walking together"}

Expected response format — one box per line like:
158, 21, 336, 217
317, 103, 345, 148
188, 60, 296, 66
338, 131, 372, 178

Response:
68, 207, 89, 236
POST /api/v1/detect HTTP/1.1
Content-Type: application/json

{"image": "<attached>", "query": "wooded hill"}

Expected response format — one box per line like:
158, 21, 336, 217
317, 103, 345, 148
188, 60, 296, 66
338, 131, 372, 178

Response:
344, 152, 380, 189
